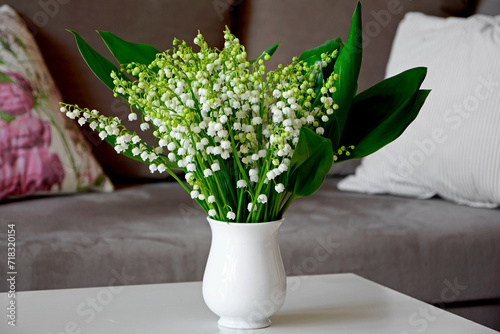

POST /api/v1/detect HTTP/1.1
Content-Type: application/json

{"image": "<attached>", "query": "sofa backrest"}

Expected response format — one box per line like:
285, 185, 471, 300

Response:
236, 0, 477, 92
3, 0, 478, 183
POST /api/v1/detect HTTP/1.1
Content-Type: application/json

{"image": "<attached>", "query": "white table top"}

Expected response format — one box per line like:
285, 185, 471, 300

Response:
1, 273, 496, 334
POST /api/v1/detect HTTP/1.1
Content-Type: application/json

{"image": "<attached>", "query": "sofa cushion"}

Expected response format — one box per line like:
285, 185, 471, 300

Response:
2, 0, 233, 182
1, 178, 499, 306
0, 5, 112, 201
339, 12, 500, 208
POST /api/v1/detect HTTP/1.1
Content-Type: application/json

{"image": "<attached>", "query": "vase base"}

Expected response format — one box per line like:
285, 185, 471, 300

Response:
218, 316, 271, 330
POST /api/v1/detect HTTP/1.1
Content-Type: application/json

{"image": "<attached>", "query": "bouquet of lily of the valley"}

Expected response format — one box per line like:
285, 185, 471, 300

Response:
60, 3, 429, 223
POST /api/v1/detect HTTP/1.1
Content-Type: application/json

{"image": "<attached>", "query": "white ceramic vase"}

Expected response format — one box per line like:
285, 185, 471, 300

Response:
202, 217, 286, 329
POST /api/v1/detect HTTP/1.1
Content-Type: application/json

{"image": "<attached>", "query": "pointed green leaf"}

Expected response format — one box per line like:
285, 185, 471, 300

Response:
97, 31, 160, 66
287, 127, 334, 197
336, 67, 430, 162
249, 42, 281, 63
68, 30, 130, 91
326, 2, 363, 148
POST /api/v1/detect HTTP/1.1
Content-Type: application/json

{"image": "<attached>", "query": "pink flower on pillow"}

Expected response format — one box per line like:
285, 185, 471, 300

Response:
4, 146, 64, 196
0, 80, 65, 200
0, 71, 34, 116
4, 114, 52, 149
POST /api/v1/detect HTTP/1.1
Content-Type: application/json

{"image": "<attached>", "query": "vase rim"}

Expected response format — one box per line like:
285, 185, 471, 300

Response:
206, 217, 284, 225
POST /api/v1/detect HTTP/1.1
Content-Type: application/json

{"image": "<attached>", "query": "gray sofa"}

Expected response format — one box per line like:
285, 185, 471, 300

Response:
1, 0, 499, 331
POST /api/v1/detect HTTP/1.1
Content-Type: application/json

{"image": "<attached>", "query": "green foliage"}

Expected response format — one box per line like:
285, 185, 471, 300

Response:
299, 37, 343, 77
67, 30, 130, 92
287, 128, 334, 197
299, 38, 344, 109
326, 1, 363, 149
249, 42, 280, 63
286, 2, 429, 201
0, 110, 15, 123
0, 72, 15, 84
336, 68, 430, 161
97, 31, 160, 69
287, 2, 362, 199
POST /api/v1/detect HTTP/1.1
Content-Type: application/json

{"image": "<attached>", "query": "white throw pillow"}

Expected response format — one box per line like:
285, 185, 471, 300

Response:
338, 12, 500, 208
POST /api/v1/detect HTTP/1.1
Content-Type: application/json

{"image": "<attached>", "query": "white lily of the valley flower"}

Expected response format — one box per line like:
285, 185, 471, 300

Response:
257, 194, 267, 204
278, 164, 288, 173
167, 142, 176, 151
132, 135, 141, 144
275, 183, 285, 193
266, 170, 276, 180
247, 203, 257, 212
211, 162, 220, 171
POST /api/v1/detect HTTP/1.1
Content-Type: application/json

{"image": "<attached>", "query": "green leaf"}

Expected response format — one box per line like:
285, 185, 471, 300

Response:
249, 42, 281, 63
0, 37, 16, 58
159, 154, 182, 171
104, 136, 180, 171
0, 72, 15, 84
326, 2, 363, 148
299, 37, 343, 77
287, 127, 334, 197
67, 30, 130, 91
299, 38, 343, 62
336, 67, 430, 162
97, 31, 160, 66
0, 110, 15, 123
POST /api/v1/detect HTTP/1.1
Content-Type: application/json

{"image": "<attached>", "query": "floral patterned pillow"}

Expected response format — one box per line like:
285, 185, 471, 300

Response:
0, 5, 112, 200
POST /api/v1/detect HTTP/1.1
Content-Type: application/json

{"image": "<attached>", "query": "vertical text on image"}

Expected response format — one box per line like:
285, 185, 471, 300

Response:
6, 223, 17, 327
